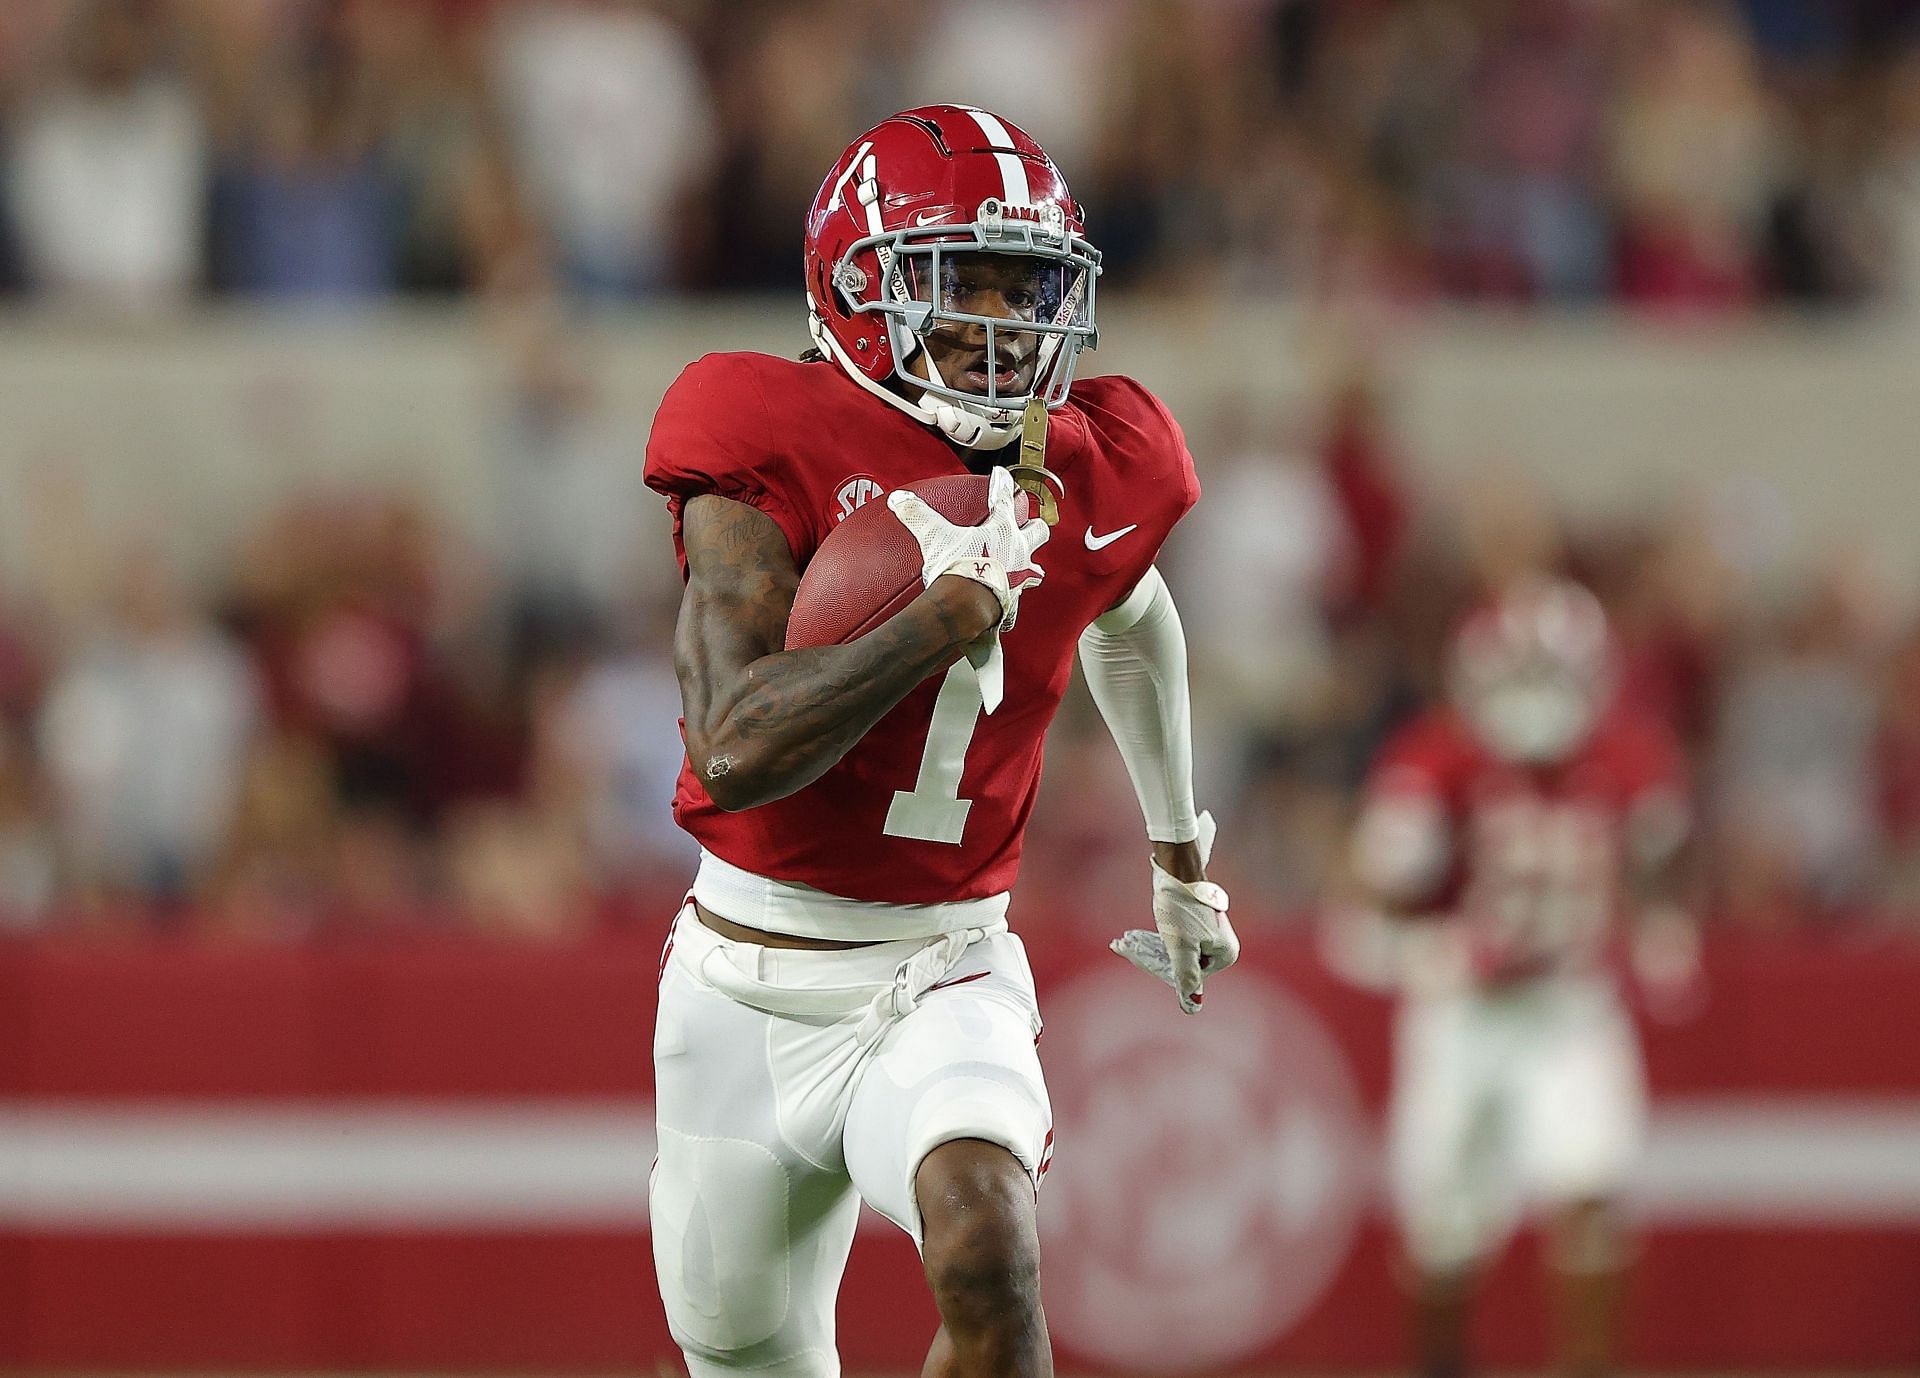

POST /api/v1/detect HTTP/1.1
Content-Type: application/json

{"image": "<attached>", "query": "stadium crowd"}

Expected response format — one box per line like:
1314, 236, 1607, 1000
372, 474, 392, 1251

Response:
0, 0, 1918, 308
0, 0, 1918, 940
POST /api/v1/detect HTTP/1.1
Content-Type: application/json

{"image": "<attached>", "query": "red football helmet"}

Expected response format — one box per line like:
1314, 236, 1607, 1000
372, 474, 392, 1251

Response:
804, 105, 1100, 450
1450, 579, 1618, 764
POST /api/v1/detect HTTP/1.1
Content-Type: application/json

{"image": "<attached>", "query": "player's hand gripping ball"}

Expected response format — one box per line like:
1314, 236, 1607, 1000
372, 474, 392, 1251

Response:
785, 468, 1046, 713
784, 469, 1043, 648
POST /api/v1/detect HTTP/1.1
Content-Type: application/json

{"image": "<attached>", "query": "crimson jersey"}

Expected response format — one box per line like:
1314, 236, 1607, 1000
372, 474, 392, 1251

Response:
1365, 706, 1689, 977
645, 353, 1198, 905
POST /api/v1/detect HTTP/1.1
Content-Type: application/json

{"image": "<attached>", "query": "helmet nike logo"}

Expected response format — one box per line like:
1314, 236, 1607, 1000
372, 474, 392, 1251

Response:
1083, 523, 1138, 551
912, 209, 956, 226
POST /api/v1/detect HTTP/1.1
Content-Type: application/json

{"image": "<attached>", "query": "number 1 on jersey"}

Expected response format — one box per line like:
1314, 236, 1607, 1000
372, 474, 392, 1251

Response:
883, 660, 985, 844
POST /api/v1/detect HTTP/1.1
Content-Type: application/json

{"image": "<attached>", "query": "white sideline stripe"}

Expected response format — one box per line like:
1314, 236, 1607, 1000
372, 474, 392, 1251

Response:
961, 107, 1031, 207
0, 1102, 656, 1229
2, 1099, 1920, 1231
1636, 1103, 1920, 1222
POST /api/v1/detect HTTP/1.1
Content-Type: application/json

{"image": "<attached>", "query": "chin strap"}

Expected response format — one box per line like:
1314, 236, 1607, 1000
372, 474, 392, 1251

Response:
930, 399, 1018, 449
808, 302, 1021, 451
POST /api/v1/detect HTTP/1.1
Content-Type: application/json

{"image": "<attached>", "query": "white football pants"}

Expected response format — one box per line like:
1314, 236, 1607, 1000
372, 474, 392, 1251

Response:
650, 904, 1053, 1377
1387, 976, 1646, 1274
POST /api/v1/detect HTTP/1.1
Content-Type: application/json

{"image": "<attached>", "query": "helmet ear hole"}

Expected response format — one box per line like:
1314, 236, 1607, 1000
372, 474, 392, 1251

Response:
815, 262, 853, 322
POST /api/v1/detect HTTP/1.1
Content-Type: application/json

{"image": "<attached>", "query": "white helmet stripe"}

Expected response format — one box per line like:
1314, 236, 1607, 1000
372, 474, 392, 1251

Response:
959, 106, 1031, 207
823, 141, 872, 214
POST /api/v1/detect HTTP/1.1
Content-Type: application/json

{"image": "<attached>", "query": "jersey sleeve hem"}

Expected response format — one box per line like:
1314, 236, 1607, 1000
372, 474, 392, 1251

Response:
645, 354, 814, 566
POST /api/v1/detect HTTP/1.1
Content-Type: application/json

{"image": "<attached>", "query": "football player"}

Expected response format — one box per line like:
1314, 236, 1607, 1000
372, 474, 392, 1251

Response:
643, 107, 1239, 1378
1331, 579, 1696, 1378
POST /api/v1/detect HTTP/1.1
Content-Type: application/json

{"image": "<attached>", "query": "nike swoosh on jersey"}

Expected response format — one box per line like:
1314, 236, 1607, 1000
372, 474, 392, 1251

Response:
1083, 523, 1139, 551
912, 209, 956, 226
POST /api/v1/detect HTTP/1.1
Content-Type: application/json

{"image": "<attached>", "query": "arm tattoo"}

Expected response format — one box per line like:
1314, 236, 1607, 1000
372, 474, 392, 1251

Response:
674, 494, 992, 809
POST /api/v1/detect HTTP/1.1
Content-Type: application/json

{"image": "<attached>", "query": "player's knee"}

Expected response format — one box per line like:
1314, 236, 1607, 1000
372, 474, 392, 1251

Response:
666, 1301, 836, 1377
678, 1338, 835, 1378
916, 1138, 1041, 1331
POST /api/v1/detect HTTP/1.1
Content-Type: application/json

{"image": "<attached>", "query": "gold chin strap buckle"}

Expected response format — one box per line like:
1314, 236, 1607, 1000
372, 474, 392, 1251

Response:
1007, 396, 1063, 527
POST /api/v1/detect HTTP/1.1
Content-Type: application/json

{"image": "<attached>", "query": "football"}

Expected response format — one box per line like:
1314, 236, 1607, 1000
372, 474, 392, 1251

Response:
784, 473, 1031, 648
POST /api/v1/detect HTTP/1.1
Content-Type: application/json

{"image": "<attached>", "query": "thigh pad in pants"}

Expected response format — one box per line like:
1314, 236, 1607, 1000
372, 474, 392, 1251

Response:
843, 931, 1053, 1247
652, 924, 859, 1376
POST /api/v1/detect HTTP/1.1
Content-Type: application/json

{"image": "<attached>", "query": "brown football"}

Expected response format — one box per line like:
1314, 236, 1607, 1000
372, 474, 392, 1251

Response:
784, 474, 1030, 649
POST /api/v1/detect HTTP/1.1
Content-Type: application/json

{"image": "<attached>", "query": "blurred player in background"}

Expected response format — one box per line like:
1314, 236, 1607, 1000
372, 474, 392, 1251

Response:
642, 106, 1238, 1377
1329, 578, 1699, 1378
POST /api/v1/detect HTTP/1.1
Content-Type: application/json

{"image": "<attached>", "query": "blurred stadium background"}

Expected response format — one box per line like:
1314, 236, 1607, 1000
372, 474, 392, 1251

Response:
2, 0, 1920, 1373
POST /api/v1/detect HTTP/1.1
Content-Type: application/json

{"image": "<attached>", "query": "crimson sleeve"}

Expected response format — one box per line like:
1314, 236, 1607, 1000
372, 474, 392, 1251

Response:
1365, 714, 1463, 804
1106, 375, 1201, 520
1612, 716, 1693, 871
1077, 374, 1202, 597
645, 354, 813, 572
1628, 718, 1691, 801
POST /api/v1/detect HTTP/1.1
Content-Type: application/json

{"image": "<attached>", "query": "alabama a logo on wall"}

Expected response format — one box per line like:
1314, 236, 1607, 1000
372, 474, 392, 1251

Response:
1037, 967, 1372, 1371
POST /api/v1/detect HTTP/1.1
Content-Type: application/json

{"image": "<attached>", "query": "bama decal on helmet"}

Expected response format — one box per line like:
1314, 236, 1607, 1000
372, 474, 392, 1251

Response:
831, 474, 884, 523
983, 199, 1067, 234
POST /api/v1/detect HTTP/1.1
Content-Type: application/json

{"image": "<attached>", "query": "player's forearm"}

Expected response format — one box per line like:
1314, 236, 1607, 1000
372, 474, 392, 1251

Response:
692, 576, 996, 810
1077, 566, 1201, 848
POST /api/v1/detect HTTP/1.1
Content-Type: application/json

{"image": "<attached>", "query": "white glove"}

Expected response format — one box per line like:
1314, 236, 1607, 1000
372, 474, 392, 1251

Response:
887, 466, 1048, 713
887, 466, 1048, 630
1631, 902, 1707, 1024
1110, 810, 1240, 1014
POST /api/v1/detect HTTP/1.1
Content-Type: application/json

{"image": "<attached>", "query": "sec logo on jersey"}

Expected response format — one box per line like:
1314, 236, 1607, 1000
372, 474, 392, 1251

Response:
831, 474, 885, 523
1038, 966, 1372, 1371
